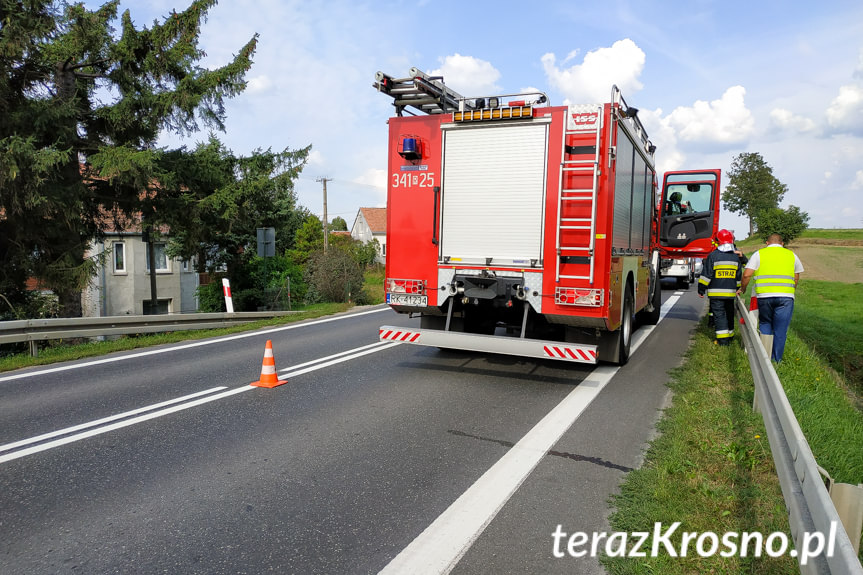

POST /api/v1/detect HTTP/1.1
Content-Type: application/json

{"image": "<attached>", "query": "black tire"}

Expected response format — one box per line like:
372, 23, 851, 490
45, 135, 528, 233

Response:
678, 277, 690, 290
637, 280, 662, 326
599, 284, 635, 365
616, 287, 634, 365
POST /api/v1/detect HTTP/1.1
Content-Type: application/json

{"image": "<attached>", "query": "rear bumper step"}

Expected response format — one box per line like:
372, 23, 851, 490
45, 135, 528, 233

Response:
379, 325, 598, 364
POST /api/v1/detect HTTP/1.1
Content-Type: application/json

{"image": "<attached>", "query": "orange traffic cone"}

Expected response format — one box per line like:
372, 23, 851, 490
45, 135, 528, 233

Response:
251, 340, 286, 388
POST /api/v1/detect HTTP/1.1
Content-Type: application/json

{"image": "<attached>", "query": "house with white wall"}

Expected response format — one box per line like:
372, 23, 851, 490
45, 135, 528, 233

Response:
350, 207, 387, 264
82, 228, 199, 317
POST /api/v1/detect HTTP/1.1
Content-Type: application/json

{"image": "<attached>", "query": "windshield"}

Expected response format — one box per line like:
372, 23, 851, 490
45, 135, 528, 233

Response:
664, 183, 713, 215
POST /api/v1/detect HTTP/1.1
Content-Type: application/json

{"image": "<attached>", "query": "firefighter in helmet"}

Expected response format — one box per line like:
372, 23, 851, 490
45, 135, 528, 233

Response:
698, 229, 744, 345
666, 191, 684, 215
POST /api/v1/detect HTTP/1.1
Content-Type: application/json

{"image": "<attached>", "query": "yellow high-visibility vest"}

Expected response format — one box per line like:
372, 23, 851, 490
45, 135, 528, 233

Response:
754, 247, 796, 296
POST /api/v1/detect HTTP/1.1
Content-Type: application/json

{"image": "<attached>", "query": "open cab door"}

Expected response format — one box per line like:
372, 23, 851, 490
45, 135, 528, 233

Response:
658, 169, 721, 259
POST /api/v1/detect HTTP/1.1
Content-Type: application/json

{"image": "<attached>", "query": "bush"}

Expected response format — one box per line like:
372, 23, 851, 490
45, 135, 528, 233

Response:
755, 205, 809, 243
304, 248, 365, 303
196, 254, 307, 312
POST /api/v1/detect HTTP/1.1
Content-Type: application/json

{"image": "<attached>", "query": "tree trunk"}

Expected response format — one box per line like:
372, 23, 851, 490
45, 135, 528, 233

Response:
51, 59, 87, 318
56, 287, 83, 318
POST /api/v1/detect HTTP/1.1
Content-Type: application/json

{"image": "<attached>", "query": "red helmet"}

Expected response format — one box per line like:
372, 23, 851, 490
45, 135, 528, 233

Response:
717, 229, 734, 244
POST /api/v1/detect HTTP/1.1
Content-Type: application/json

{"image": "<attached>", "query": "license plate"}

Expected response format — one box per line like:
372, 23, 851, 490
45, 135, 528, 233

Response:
387, 293, 428, 306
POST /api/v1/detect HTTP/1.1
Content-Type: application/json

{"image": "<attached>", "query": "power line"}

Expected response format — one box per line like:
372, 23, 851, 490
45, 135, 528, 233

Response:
299, 176, 384, 191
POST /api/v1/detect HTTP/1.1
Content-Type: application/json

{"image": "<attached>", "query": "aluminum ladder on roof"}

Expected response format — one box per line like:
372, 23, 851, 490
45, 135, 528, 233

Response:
373, 67, 471, 116
555, 104, 603, 284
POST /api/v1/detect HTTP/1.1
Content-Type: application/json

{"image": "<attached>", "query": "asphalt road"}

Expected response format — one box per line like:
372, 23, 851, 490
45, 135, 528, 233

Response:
0, 283, 703, 574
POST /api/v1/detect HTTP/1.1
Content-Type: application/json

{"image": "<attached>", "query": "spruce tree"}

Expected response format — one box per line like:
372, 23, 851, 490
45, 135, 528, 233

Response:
1, 0, 256, 316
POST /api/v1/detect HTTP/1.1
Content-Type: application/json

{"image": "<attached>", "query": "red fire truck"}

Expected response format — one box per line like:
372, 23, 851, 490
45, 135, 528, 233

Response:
375, 68, 720, 365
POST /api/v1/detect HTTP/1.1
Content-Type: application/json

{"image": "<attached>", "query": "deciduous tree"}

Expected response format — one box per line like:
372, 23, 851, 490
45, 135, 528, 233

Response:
722, 152, 788, 238
156, 136, 311, 276
330, 216, 348, 231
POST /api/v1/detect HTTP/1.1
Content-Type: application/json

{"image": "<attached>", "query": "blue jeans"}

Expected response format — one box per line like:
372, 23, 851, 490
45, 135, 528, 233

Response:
757, 297, 795, 362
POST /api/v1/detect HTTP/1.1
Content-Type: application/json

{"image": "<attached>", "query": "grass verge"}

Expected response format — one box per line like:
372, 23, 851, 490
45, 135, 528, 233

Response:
603, 320, 797, 574
774, 331, 863, 484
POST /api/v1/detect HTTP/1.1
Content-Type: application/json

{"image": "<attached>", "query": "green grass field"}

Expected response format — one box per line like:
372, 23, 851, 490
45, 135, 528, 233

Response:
793, 280, 863, 396
800, 228, 863, 241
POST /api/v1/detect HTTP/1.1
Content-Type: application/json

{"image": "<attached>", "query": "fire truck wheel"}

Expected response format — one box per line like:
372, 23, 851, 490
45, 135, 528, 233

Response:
617, 287, 634, 364
599, 285, 634, 365
637, 281, 661, 326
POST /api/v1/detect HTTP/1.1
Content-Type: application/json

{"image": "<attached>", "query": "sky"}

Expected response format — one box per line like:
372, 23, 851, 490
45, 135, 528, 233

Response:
101, 0, 863, 236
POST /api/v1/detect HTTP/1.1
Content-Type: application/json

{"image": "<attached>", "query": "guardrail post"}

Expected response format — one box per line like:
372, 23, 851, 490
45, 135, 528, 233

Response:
744, 306, 762, 414
821, 465, 863, 555
29, 340, 38, 358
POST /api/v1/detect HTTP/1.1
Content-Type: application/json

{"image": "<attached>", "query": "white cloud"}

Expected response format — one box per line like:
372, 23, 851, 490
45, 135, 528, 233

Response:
541, 39, 645, 104
769, 108, 817, 134
826, 84, 863, 133
825, 48, 863, 134
245, 75, 273, 95
663, 86, 754, 147
853, 170, 863, 189
429, 54, 501, 96
306, 149, 325, 166
638, 86, 754, 173
638, 108, 684, 174
353, 168, 387, 206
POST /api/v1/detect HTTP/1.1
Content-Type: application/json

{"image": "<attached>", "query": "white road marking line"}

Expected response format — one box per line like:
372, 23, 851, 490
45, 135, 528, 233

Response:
0, 339, 403, 465
279, 341, 391, 372
0, 386, 227, 453
379, 293, 682, 574
280, 342, 402, 379
0, 306, 393, 383
0, 386, 253, 464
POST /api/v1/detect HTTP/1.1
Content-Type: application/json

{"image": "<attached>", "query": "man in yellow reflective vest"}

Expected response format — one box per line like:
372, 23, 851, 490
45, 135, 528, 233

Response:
699, 229, 745, 345
739, 233, 804, 362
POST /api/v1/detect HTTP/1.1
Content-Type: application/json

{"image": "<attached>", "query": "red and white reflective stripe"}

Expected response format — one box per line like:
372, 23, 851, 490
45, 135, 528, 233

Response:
222, 278, 234, 313
379, 328, 421, 343
542, 345, 596, 362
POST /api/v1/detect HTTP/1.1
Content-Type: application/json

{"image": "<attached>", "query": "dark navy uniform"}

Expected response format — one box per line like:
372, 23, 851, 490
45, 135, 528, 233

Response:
698, 248, 744, 344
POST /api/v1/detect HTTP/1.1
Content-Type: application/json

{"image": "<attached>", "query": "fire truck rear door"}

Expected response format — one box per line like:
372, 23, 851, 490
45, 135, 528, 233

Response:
439, 121, 549, 267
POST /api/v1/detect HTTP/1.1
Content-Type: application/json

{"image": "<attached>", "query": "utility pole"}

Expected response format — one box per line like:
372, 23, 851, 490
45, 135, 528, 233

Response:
316, 177, 332, 251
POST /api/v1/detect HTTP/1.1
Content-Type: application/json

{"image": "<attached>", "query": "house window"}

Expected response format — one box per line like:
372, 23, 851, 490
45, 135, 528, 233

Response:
145, 243, 170, 272
113, 242, 126, 273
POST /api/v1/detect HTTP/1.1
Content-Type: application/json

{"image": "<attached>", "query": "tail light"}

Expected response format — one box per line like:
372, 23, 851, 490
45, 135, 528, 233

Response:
386, 278, 426, 294
555, 287, 603, 307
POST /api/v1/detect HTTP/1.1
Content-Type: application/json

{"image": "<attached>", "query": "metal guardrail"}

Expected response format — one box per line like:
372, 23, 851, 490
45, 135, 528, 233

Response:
0, 312, 298, 354
737, 296, 863, 574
